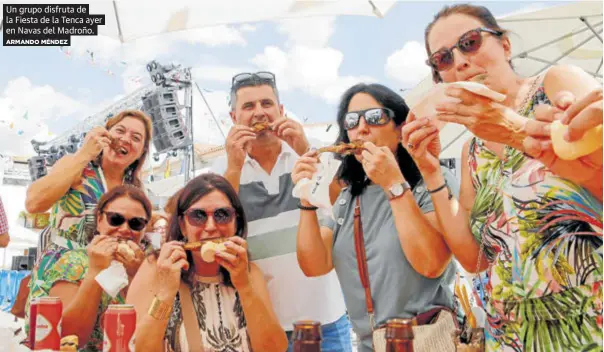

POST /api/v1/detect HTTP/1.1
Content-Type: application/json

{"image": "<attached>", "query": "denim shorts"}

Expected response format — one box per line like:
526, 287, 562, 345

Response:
286, 314, 353, 352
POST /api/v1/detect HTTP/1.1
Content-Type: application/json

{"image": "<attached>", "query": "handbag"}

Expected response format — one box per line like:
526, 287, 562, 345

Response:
351, 197, 457, 352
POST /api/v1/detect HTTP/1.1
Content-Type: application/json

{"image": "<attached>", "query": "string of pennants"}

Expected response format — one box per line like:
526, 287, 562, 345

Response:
58, 46, 144, 84
0, 112, 54, 137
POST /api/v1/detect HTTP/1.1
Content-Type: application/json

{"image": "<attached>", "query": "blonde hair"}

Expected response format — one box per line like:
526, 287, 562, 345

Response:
102, 110, 153, 188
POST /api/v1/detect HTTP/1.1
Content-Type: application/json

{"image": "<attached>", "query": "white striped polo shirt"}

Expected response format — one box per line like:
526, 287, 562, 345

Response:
210, 141, 346, 330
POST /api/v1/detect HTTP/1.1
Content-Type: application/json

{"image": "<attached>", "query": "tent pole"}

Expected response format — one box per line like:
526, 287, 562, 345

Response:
441, 129, 471, 155
581, 17, 603, 43
112, 0, 125, 43
525, 55, 603, 78
194, 83, 227, 142
536, 33, 598, 75
512, 22, 602, 59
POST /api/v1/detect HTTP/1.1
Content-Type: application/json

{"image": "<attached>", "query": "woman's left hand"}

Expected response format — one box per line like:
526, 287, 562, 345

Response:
360, 142, 405, 191
215, 236, 251, 290
116, 240, 145, 278
436, 86, 528, 150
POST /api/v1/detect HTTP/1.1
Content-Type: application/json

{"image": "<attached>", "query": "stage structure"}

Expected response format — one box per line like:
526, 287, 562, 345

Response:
28, 60, 226, 185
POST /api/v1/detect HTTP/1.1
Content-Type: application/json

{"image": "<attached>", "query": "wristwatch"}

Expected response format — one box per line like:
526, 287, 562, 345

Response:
388, 181, 411, 200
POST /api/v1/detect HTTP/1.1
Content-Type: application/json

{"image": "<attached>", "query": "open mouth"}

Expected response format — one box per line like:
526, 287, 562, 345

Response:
118, 146, 129, 156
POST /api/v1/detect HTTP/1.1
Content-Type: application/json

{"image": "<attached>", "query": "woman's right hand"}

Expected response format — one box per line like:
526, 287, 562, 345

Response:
155, 241, 189, 300
87, 235, 118, 274
77, 126, 112, 161
401, 113, 442, 175
291, 149, 320, 185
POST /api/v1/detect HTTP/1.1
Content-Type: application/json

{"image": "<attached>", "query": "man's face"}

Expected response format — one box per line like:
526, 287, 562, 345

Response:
230, 84, 284, 129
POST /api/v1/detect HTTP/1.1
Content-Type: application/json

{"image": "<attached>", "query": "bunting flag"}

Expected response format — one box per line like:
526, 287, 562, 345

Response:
23, 111, 28, 120
164, 157, 171, 179
9, 122, 14, 129
17, 130, 24, 136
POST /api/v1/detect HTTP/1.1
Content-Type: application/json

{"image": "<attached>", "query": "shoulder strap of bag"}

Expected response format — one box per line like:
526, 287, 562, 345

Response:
179, 283, 204, 352
353, 196, 376, 329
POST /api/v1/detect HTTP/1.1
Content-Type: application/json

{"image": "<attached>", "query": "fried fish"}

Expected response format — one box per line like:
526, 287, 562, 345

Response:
317, 140, 365, 155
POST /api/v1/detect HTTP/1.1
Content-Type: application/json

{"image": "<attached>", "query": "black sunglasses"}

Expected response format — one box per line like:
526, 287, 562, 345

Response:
183, 207, 236, 227
426, 27, 503, 72
343, 108, 395, 130
103, 211, 148, 232
231, 71, 276, 89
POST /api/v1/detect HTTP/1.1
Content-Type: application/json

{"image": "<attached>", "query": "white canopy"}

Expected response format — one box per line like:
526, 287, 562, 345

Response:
404, 1, 603, 160
0, 0, 396, 43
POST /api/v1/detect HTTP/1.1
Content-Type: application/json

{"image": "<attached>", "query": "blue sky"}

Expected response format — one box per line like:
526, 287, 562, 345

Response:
0, 1, 570, 156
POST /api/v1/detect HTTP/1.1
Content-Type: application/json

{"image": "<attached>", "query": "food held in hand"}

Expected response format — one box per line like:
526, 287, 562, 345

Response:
550, 120, 603, 160
117, 242, 135, 261
449, 80, 506, 102
318, 140, 365, 155
251, 122, 272, 133
201, 242, 227, 262
60, 335, 79, 351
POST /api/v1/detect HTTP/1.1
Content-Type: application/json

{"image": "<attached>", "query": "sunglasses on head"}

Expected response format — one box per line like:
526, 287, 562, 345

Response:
231, 71, 276, 90
343, 108, 395, 130
426, 27, 503, 72
103, 211, 148, 232
183, 207, 236, 227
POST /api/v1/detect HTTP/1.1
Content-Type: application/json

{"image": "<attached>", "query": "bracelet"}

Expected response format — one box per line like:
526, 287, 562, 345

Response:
298, 201, 318, 211
427, 181, 453, 200
148, 296, 173, 320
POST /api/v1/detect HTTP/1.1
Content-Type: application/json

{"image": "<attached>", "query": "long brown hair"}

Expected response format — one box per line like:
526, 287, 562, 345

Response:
97, 110, 153, 188
91, 184, 153, 243
167, 173, 248, 288
424, 4, 510, 83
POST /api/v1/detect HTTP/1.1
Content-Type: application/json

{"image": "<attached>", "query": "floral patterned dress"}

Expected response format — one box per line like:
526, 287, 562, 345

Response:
468, 81, 603, 351
37, 250, 125, 351
26, 163, 109, 337
164, 276, 251, 352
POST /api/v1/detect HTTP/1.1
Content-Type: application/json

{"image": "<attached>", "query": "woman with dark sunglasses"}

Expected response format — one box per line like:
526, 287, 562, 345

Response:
293, 83, 460, 351
42, 185, 151, 351
402, 4, 602, 351
128, 173, 287, 352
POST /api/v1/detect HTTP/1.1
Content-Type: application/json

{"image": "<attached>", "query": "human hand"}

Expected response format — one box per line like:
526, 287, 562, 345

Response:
359, 142, 405, 191
215, 237, 251, 291
401, 113, 441, 175
272, 117, 309, 156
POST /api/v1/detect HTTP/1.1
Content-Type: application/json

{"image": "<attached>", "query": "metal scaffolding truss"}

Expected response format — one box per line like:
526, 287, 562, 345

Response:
46, 84, 157, 147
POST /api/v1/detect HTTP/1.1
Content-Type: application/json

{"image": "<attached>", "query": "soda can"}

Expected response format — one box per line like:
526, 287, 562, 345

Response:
34, 297, 62, 351
28, 298, 39, 350
103, 304, 136, 352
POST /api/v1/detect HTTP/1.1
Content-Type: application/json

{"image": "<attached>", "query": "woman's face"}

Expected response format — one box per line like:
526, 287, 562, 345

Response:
427, 14, 512, 89
180, 190, 238, 243
345, 92, 401, 161
104, 116, 147, 169
96, 195, 148, 243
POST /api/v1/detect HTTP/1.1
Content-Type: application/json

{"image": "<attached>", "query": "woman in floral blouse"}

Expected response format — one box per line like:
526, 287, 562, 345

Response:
44, 185, 151, 351
402, 3, 602, 351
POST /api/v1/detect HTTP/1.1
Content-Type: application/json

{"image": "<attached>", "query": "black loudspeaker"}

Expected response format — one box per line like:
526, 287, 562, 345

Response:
142, 87, 192, 154
11, 255, 32, 270
28, 156, 47, 181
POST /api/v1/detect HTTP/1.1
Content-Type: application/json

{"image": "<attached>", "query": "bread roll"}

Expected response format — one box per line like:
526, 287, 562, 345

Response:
550, 120, 603, 160
117, 242, 135, 261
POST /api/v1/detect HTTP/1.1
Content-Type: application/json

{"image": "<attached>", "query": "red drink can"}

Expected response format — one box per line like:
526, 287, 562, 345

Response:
103, 304, 136, 352
34, 297, 62, 351
28, 298, 39, 349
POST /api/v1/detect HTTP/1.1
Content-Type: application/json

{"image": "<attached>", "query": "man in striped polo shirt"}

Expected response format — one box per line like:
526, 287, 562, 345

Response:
211, 72, 351, 351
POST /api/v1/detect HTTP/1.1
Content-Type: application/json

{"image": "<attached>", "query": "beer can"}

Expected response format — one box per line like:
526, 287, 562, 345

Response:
34, 297, 62, 351
28, 298, 39, 350
103, 304, 136, 352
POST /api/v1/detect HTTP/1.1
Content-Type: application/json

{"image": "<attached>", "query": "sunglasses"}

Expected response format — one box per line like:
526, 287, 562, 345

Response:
231, 71, 276, 89
183, 207, 236, 227
343, 108, 395, 130
103, 211, 148, 232
426, 27, 503, 72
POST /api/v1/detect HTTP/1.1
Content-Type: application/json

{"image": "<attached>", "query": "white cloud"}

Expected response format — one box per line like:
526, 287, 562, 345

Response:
239, 24, 258, 32
385, 41, 431, 88
0, 77, 88, 156
251, 46, 374, 104
177, 25, 247, 46
192, 64, 253, 84
277, 16, 335, 47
